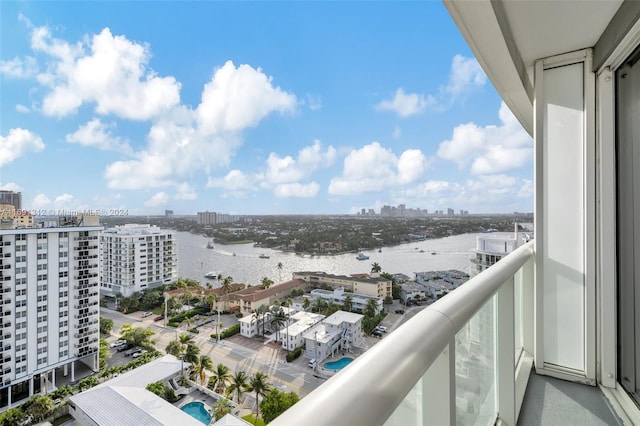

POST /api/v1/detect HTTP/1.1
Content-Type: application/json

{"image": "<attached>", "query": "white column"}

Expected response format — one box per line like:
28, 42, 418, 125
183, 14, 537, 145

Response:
63, 363, 68, 377
71, 361, 75, 382
51, 369, 56, 390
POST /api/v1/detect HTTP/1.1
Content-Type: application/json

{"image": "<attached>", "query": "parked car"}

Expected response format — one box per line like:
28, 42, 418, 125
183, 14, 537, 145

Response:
117, 343, 133, 352
132, 350, 148, 358
153, 315, 164, 322
125, 347, 139, 356
307, 359, 317, 368
375, 326, 388, 333
141, 311, 153, 318
372, 330, 383, 338
110, 339, 126, 348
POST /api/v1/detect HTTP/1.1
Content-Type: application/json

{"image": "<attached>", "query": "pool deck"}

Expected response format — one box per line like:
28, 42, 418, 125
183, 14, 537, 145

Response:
178, 389, 217, 415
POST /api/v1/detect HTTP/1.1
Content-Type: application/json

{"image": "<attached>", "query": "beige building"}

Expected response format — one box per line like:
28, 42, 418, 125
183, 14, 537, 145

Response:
219, 279, 308, 314
293, 271, 392, 299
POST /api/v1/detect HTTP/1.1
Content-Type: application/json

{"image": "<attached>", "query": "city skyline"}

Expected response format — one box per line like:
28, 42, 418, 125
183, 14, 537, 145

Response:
1, 2, 533, 216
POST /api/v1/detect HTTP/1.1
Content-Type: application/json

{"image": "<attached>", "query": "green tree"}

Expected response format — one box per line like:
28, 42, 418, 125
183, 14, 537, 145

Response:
364, 299, 378, 318
208, 363, 231, 394
276, 262, 284, 282
146, 381, 167, 397
261, 277, 274, 289
302, 298, 311, 312
371, 262, 382, 273
184, 344, 200, 365
99, 317, 114, 335
260, 389, 299, 424
99, 338, 110, 369
227, 370, 249, 403
248, 371, 272, 420
121, 327, 155, 348
342, 294, 353, 312
195, 355, 214, 385
205, 294, 217, 314
0, 407, 26, 426
213, 397, 234, 421
25, 395, 54, 422
165, 340, 182, 358
270, 308, 286, 342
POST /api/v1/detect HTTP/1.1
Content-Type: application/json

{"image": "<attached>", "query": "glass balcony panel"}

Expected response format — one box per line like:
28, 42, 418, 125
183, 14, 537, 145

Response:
455, 295, 496, 425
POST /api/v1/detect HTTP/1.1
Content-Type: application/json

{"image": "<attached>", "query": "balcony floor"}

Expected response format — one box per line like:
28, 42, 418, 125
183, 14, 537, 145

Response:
518, 372, 623, 425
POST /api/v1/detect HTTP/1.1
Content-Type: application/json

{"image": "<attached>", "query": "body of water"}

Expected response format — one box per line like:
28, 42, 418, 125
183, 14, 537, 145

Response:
175, 231, 515, 287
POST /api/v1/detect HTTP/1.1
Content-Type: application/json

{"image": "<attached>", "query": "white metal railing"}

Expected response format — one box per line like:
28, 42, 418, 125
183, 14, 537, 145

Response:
272, 241, 534, 426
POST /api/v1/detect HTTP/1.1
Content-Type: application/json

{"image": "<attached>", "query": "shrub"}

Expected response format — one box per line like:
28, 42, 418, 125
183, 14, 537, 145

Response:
211, 324, 240, 340
285, 347, 302, 362
188, 328, 199, 334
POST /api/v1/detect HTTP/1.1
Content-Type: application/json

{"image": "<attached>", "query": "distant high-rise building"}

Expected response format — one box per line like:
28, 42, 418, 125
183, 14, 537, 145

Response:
0, 220, 102, 412
100, 224, 177, 297
361, 208, 366, 216
197, 211, 217, 225
0, 190, 21, 210
165, 210, 174, 217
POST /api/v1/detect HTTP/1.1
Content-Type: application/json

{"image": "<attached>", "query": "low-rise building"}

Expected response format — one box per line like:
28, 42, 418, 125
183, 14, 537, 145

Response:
218, 279, 308, 314
293, 271, 392, 299
303, 311, 364, 362
413, 270, 469, 298
309, 288, 383, 314
279, 311, 325, 351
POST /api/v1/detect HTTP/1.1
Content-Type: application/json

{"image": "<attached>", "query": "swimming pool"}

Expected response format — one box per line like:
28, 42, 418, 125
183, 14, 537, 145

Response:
324, 357, 354, 370
181, 401, 212, 425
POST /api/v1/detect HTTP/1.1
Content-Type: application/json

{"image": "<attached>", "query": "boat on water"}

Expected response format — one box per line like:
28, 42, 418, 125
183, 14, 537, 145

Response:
206, 240, 214, 249
204, 271, 220, 279
232, 252, 237, 257
259, 254, 270, 259
356, 252, 369, 260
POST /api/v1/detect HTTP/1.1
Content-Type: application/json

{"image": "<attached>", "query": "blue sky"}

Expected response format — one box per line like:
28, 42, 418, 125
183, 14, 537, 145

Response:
0, 1, 533, 216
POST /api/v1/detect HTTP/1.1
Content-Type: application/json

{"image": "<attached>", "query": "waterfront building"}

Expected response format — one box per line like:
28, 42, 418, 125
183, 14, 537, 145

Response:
99, 224, 177, 298
413, 270, 470, 299
278, 311, 325, 351
0, 216, 102, 412
293, 271, 392, 299
471, 226, 533, 274
309, 288, 383, 314
218, 278, 308, 314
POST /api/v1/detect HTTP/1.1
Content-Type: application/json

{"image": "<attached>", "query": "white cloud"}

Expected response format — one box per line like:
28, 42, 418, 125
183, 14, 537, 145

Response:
196, 60, 296, 134
328, 142, 428, 195
32, 26, 181, 119
31, 193, 52, 210
207, 170, 255, 191
16, 104, 30, 113
0, 128, 45, 166
174, 182, 197, 200
0, 56, 37, 78
274, 182, 320, 198
437, 102, 532, 174
66, 118, 132, 154
145, 192, 169, 207
375, 88, 433, 117
445, 55, 487, 98
265, 140, 336, 185
104, 153, 174, 190
0, 182, 23, 192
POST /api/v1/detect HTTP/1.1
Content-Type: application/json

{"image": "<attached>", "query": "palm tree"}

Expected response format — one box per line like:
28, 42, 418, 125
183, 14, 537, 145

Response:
364, 298, 378, 318
261, 276, 273, 289
221, 276, 233, 310
165, 340, 182, 358
184, 344, 200, 365
257, 304, 270, 335
343, 294, 354, 312
195, 355, 213, 385
248, 371, 271, 420
179, 333, 194, 346
371, 262, 382, 273
303, 297, 311, 312
226, 370, 249, 403
270, 308, 286, 342
205, 294, 217, 314
208, 363, 231, 394
276, 262, 283, 282
213, 397, 234, 421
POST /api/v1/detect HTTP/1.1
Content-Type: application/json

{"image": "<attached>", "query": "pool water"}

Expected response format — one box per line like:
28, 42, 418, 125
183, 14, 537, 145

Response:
324, 357, 354, 370
181, 401, 212, 425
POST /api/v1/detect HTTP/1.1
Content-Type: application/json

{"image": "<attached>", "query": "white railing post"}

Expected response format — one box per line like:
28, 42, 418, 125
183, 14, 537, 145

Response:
497, 276, 516, 425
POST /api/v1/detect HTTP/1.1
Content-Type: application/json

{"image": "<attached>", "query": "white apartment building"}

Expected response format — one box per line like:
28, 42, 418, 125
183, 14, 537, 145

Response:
309, 288, 383, 315
0, 220, 102, 412
303, 311, 364, 362
293, 271, 392, 299
279, 311, 325, 351
100, 224, 177, 298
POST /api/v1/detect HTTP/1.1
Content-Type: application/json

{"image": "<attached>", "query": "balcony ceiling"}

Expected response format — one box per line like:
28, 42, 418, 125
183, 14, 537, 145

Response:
444, 0, 623, 135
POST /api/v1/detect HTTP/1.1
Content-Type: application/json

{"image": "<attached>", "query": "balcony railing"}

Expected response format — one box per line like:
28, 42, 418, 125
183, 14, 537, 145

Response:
273, 241, 535, 426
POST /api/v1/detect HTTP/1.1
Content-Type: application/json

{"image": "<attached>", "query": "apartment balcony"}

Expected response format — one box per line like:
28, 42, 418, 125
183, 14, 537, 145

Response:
273, 241, 634, 425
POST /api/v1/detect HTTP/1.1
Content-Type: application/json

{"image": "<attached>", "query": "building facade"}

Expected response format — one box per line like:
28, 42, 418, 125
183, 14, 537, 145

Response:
0, 191, 22, 211
309, 288, 383, 314
303, 311, 364, 362
100, 224, 177, 298
293, 271, 392, 299
0, 220, 102, 412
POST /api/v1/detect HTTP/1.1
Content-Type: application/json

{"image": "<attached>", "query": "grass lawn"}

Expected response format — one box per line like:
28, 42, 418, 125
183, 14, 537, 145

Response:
242, 414, 265, 426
